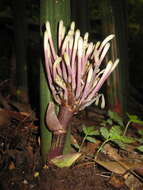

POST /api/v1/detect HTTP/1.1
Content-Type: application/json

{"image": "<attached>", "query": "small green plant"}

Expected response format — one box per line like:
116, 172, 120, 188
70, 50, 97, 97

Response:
101, 110, 124, 127
97, 112, 143, 157
78, 126, 99, 152
77, 124, 135, 157
123, 113, 143, 136
79, 111, 143, 158
136, 129, 143, 153
95, 125, 135, 158
137, 129, 143, 143
101, 110, 143, 136
108, 110, 124, 126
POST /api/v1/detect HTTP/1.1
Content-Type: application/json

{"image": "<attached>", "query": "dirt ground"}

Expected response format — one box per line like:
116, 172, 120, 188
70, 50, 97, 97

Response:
0, 104, 143, 190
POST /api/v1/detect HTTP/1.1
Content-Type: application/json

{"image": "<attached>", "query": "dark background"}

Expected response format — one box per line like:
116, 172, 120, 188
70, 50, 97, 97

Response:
0, 0, 143, 112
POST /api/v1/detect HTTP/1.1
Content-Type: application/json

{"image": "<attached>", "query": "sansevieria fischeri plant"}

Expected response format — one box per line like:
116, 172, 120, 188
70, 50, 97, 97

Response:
43, 20, 119, 163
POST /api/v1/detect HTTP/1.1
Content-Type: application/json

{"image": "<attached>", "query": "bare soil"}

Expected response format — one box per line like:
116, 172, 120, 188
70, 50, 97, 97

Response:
0, 108, 132, 190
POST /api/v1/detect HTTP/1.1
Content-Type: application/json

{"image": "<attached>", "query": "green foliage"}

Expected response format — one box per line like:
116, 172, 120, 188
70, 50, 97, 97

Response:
123, 113, 143, 136
136, 129, 143, 151
99, 111, 143, 151
107, 110, 124, 126
78, 111, 143, 158
138, 130, 143, 136
77, 126, 99, 152
106, 118, 113, 125
101, 110, 123, 127
136, 145, 143, 153
102, 110, 143, 136
86, 136, 96, 143
100, 127, 110, 139
99, 125, 135, 149
127, 113, 143, 125
82, 126, 99, 137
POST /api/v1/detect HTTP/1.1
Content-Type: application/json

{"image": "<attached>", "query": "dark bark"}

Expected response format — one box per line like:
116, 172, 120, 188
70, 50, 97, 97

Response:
71, 0, 89, 35
13, 0, 28, 103
100, 0, 129, 116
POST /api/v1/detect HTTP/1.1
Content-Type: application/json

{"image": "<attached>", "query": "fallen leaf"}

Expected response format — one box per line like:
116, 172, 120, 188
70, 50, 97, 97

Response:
96, 157, 143, 175
95, 160, 126, 174
82, 140, 101, 155
103, 144, 123, 160
134, 167, 143, 177
8, 161, 16, 170
34, 172, 40, 178
51, 153, 81, 168
125, 173, 143, 189
0, 109, 11, 126
109, 175, 125, 188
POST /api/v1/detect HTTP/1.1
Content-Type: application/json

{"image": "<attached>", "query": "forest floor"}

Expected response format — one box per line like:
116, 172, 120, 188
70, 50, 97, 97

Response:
0, 87, 143, 190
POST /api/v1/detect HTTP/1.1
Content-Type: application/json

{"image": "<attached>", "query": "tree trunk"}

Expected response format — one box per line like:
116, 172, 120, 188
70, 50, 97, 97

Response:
13, 0, 28, 103
40, 0, 70, 163
100, 0, 129, 116
71, 0, 89, 35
